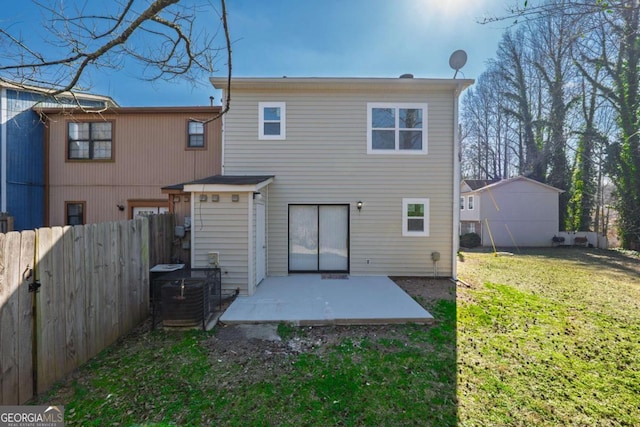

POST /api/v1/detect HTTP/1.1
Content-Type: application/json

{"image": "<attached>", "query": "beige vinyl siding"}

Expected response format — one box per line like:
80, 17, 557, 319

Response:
223, 86, 456, 277
46, 109, 221, 225
479, 179, 561, 247
191, 193, 249, 294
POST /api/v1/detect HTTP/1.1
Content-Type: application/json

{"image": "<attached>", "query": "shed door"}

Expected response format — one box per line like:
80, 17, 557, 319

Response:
289, 205, 349, 272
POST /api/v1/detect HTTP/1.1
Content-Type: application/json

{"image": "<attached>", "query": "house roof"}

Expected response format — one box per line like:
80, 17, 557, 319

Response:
464, 176, 565, 193
462, 179, 500, 190
210, 76, 474, 92
163, 175, 274, 193
35, 105, 220, 115
1, 79, 118, 107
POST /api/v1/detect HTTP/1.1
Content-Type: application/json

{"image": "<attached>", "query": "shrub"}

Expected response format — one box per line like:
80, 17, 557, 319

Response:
460, 232, 481, 248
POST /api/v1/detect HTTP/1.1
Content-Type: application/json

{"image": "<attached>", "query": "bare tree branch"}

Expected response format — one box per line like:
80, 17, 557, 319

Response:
0, 0, 230, 109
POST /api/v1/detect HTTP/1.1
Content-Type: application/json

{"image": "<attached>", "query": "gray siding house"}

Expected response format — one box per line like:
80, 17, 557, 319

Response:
179, 76, 472, 295
460, 176, 564, 247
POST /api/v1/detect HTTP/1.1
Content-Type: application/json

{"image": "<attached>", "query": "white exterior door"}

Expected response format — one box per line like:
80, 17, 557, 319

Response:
288, 204, 349, 272
256, 202, 266, 284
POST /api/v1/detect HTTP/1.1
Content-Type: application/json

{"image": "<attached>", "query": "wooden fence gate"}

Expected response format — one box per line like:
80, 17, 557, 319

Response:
0, 214, 174, 405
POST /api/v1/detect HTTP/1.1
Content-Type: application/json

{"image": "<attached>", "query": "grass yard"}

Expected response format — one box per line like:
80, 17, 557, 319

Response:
33, 281, 457, 426
33, 247, 639, 426
457, 247, 640, 426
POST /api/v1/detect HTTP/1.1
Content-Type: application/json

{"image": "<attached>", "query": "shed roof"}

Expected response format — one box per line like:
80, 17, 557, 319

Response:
464, 176, 564, 193
462, 179, 500, 190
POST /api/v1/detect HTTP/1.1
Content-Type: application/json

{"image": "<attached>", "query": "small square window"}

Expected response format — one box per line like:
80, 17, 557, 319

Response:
259, 102, 286, 140
188, 120, 205, 148
66, 202, 85, 225
402, 198, 429, 237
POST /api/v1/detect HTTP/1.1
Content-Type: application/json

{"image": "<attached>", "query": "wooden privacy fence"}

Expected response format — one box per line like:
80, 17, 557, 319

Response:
0, 214, 174, 405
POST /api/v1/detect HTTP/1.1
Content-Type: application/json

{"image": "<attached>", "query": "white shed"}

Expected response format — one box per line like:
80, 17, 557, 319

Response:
460, 176, 564, 247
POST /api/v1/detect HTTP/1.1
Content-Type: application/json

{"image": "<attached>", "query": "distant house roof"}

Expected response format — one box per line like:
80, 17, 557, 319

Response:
462, 179, 500, 190
35, 105, 220, 115
163, 175, 274, 193
464, 176, 565, 193
1, 79, 118, 107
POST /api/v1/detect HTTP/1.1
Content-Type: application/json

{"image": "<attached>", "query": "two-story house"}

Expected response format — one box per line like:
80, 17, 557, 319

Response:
460, 176, 564, 247
168, 76, 472, 296
1, 81, 115, 230
36, 106, 222, 228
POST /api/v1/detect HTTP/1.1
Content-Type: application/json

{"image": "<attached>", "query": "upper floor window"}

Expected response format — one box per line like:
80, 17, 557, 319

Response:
68, 121, 113, 160
187, 120, 205, 148
402, 198, 430, 237
468, 195, 474, 210
259, 102, 286, 140
367, 103, 428, 154
460, 197, 465, 210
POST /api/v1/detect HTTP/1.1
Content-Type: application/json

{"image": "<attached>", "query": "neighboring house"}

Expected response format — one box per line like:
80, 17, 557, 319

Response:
460, 176, 564, 247
0, 81, 115, 230
167, 76, 472, 296
36, 106, 222, 229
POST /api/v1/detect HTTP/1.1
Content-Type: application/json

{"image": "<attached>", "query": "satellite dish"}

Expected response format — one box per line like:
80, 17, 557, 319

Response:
449, 50, 467, 78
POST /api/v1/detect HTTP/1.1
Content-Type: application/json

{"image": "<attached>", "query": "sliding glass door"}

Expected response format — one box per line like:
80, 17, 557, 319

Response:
289, 205, 349, 272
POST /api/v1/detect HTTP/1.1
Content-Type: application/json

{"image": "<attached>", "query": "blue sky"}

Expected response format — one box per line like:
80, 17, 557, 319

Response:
1, 0, 514, 106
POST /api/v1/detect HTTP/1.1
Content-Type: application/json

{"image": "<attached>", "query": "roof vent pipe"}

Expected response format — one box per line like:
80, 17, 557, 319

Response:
399, 73, 414, 79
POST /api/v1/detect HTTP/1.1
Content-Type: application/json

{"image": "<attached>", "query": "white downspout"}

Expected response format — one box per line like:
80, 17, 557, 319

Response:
1, 88, 7, 212
452, 83, 462, 280
248, 192, 255, 296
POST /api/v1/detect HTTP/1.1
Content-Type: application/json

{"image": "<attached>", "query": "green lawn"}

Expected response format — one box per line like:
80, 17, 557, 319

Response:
34, 247, 640, 426
34, 298, 457, 426
457, 248, 640, 426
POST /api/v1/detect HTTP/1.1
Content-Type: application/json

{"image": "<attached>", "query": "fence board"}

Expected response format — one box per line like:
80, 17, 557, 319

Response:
72, 226, 88, 367
50, 227, 66, 386
106, 221, 120, 346
118, 222, 131, 334
0, 232, 6, 405
17, 231, 35, 404
35, 227, 54, 394
84, 224, 98, 361
62, 226, 78, 377
140, 218, 150, 321
96, 224, 107, 354
129, 219, 143, 325
1, 233, 21, 404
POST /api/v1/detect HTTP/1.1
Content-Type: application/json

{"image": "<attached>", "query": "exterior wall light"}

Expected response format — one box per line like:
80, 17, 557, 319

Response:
357, 201, 363, 211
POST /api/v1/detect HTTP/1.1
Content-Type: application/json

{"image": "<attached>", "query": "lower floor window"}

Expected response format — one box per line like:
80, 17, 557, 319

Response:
66, 202, 85, 225
402, 198, 429, 236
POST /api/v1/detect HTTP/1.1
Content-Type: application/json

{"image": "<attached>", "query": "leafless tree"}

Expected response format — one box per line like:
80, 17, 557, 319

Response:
0, 0, 231, 115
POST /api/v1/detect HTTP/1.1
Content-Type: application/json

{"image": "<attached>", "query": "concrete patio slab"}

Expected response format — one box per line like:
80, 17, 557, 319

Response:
219, 275, 433, 325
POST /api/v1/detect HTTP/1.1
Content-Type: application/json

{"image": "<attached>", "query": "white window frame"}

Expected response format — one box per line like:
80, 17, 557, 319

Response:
367, 103, 428, 154
259, 102, 286, 140
402, 198, 430, 237
468, 195, 474, 210
460, 196, 465, 210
